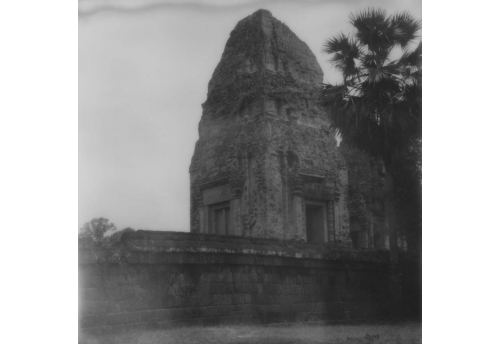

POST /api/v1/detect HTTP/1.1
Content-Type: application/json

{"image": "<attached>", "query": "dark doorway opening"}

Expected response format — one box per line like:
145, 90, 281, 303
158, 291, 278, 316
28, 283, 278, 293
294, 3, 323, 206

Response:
209, 202, 230, 235
306, 203, 326, 243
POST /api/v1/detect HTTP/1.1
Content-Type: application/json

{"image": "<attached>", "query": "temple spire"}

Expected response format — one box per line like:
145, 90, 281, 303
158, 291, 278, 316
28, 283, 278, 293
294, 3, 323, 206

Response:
190, 10, 350, 245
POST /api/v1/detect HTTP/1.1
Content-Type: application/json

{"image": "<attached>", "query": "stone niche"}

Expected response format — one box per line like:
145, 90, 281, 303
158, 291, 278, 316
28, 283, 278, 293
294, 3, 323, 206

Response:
198, 183, 242, 236
192, 180, 243, 237
296, 173, 344, 244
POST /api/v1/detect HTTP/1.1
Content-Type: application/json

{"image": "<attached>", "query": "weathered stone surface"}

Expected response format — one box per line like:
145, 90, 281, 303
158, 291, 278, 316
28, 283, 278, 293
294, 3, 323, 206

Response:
189, 9, 349, 244
78, 232, 404, 332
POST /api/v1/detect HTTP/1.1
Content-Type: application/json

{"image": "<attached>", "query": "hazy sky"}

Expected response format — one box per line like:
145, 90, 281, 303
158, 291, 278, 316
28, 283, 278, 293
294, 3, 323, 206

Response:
79, 0, 422, 232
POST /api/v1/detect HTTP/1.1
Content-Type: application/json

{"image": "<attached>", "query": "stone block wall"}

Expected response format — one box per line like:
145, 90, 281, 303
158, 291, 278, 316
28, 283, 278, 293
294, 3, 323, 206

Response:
79, 231, 394, 333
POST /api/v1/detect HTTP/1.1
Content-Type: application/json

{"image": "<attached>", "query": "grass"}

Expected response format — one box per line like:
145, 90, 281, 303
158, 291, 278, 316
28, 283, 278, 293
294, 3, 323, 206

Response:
80, 322, 421, 344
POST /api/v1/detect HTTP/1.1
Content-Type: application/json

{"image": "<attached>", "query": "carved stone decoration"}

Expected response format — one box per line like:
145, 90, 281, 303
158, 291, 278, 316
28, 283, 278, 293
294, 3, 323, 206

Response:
189, 10, 350, 243
229, 158, 246, 199
289, 172, 303, 196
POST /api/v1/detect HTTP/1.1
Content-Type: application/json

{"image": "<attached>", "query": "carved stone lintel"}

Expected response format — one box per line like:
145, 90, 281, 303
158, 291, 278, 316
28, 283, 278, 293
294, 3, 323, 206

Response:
195, 173, 230, 191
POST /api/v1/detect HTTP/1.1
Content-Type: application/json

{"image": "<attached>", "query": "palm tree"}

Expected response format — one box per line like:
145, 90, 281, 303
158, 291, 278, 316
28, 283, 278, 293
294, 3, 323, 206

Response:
319, 8, 422, 264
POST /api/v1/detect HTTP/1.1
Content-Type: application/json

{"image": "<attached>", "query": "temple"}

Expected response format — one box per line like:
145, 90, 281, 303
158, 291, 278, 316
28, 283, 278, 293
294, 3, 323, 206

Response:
78, 11, 420, 334
189, 10, 352, 245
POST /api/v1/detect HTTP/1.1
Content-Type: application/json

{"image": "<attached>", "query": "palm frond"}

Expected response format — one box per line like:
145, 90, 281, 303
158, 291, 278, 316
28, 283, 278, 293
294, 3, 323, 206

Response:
319, 84, 347, 108
321, 8, 422, 158
323, 32, 350, 54
390, 12, 422, 47
400, 41, 422, 71
349, 8, 388, 31
323, 33, 361, 79
350, 8, 391, 51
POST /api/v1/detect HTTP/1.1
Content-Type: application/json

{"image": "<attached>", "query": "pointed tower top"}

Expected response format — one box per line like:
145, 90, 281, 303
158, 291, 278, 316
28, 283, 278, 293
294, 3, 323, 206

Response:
249, 8, 273, 18
206, 9, 323, 95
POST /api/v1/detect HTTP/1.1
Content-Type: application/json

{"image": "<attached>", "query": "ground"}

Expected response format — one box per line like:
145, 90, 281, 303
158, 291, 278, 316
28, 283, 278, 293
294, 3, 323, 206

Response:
79, 322, 422, 344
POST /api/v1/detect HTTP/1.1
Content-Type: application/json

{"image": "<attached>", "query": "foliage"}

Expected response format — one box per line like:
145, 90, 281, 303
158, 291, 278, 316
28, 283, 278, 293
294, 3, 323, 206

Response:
320, 8, 422, 159
78, 217, 117, 243
319, 8, 422, 262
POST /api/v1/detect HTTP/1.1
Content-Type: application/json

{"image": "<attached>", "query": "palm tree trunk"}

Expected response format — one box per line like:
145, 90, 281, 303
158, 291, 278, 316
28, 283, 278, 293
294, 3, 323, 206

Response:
383, 154, 403, 319
383, 157, 399, 264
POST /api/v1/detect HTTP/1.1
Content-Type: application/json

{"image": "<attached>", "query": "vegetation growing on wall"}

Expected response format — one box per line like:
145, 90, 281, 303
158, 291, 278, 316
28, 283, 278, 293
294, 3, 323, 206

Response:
79, 218, 136, 246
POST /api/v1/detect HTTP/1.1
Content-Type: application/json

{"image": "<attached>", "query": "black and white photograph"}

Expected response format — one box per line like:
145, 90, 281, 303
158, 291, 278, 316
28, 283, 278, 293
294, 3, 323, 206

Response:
78, 0, 423, 342
5, 0, 500, 343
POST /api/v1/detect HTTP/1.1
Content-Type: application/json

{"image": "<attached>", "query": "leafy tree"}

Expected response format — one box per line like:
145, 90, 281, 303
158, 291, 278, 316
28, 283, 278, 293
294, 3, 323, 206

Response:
78, 217, 117, 243
319, 8, 421, 263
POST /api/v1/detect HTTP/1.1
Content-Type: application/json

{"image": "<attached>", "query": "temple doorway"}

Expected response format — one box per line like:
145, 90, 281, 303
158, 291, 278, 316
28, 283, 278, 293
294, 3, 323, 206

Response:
305, 202, 327, 243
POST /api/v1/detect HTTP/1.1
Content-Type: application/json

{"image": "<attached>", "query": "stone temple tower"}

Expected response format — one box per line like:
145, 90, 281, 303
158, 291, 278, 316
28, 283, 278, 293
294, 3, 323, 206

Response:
190, 9, 351, 245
